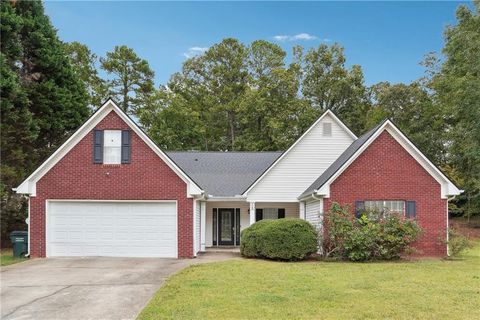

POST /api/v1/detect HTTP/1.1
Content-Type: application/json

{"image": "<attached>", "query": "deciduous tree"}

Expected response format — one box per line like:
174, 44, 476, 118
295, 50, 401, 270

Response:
432, 1, 480, 218
64, 41, 107, 109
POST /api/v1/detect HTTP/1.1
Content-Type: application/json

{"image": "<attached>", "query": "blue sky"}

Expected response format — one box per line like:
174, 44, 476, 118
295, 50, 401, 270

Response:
44, 1, 468, 86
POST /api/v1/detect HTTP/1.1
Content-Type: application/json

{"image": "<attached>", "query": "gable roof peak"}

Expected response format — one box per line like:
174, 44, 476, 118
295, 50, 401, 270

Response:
299, 118, 461, 200
15, 98, 203, 197
242, 109, 357, 195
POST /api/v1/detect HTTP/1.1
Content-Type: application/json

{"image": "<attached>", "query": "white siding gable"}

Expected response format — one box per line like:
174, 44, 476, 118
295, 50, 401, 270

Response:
246, 112, 355, 202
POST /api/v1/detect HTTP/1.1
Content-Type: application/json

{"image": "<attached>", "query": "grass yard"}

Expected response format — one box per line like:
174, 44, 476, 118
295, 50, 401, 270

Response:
0, 249, 28, 267
139, 242, 480, 320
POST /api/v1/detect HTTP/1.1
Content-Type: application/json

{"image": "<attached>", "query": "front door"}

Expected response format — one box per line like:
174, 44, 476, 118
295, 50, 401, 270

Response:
218, 208, 235, 245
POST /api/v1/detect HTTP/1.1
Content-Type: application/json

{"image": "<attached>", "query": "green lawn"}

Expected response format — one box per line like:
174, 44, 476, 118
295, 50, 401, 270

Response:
139, 243, 480, 320
0, 249, 28, 267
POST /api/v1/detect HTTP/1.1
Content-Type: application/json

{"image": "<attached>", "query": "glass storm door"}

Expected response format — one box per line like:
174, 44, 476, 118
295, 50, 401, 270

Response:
218, 209, 234, 245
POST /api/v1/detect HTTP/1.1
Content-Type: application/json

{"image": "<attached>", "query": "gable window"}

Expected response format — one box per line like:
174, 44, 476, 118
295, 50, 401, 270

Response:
104, 130, 122, 164
323, 122, 332, 137
93, 129, 131, 164
255, 208, 286, 221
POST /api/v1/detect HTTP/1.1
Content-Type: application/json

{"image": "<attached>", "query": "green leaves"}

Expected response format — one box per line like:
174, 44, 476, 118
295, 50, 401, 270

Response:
100, 45, 155, 115
323, 203, 422, 261
1, 0, 90, 244
431, 2, 480, 218
240, 219, 318, 261
64, 41, 107, 109
141, 39, 363, 151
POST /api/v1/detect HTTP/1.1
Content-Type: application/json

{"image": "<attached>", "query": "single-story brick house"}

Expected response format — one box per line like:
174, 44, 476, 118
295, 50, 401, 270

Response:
15, 99, 461, 258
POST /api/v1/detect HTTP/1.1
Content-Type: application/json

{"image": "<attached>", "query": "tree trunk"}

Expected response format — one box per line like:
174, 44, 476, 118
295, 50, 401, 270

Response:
228, 110, 236, 150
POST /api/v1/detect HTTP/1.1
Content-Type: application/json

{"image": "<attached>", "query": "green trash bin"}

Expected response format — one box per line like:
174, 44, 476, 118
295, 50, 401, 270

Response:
10, 231, 28, 258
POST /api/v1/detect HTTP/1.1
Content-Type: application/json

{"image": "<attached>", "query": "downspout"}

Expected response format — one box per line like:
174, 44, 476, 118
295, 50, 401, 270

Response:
26, 196, 30, 257
446, 193, 461, 257
312, 191, 324, 255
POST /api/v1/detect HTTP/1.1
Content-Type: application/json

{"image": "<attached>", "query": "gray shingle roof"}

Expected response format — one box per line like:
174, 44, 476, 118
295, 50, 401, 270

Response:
166, 151, 282, 197
299, 120, 387, 199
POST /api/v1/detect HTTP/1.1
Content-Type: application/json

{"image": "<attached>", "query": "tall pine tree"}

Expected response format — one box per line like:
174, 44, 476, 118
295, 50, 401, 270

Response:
1, 0, 89, 244
100, 45, 155, 115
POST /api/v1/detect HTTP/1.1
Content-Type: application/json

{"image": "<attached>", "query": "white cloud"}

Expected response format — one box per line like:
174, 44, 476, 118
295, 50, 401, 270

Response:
183, 47, 208, 58
273, 35, 290, 41
292, 33, 317, 41
273, 33, 318, 42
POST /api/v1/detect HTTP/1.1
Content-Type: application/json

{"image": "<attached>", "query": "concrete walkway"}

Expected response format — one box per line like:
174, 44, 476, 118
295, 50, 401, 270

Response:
1, 253, 238, 320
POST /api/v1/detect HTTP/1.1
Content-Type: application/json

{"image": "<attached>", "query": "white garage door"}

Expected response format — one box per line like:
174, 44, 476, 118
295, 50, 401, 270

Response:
47, 201, 177, 258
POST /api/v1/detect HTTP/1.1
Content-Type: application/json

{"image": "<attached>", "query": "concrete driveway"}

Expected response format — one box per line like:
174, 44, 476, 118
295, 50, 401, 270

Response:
1, 255, 231, 320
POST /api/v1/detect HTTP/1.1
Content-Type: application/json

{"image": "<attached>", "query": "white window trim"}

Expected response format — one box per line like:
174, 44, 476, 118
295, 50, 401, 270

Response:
364, 200, 406, 218
103, 130, 122, 164
263, 208, 279, 220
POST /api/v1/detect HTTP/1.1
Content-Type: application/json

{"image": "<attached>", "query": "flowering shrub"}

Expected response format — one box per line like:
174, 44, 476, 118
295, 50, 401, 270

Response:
322, 203, 422, 261
446, 228, 472, 257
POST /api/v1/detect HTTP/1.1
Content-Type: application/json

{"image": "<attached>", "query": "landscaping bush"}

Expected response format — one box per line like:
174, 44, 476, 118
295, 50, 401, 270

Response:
446, 228, 472, 257
323, 203, 422, 261
240, 218, 317, 261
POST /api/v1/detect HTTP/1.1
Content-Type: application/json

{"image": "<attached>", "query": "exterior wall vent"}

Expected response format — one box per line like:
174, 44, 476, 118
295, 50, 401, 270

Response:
323, 123, 332, 137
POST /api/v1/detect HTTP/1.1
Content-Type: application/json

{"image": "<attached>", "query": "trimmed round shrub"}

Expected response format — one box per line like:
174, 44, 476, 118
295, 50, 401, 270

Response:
240, 219, 317, 261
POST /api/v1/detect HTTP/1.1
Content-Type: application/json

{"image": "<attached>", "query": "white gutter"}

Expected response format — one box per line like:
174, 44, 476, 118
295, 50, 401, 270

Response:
297, 189, 321, 202
311, 191, 322, 201
197, 192, 209, 201
446, 192, 462, 257
207, 196, 247, 202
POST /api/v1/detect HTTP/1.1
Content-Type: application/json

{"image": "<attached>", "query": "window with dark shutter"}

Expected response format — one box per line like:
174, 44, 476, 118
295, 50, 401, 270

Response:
406, 201, 416, 219
93, 130, 103, 163
121, 130, 131, 164
255, 209, 263, 221
355, 201, 365, 218
278, 208, 285, 219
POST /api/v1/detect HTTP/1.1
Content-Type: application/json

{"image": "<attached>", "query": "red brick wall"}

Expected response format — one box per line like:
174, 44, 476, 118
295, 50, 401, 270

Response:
29, 111, 193, 258
324, 130, 447, 256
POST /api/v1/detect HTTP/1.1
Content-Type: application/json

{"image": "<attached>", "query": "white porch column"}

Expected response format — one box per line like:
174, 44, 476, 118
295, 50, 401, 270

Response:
193, 199, 198, 256
299, 201, 305, 220
249, 201, 256, 225
200, 201, 206, 251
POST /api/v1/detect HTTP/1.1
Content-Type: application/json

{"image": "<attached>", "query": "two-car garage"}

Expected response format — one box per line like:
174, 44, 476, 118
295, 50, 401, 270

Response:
46, 201, 178, 258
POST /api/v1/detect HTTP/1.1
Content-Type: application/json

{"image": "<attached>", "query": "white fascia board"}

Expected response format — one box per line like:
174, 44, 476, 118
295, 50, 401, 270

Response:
16, 102, 114, 196
242, 110, 357, 196
206, 196, 247, 202
15, 99, 203, 197
315, 121, 461, 199
111, 104, 203, 197
386, 125, 461, 197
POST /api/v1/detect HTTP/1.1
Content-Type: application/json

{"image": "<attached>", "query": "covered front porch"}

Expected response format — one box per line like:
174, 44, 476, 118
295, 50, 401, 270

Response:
201, 201, 300, 250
